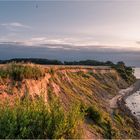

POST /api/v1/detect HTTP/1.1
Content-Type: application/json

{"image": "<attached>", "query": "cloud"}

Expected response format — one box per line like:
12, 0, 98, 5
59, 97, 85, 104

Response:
0, 42, 140, 66
1, 22, 31, 31
1, 22, 29, 28
17, 37, 140, 52
22, 37, 99, 47
0, 36, 140, 52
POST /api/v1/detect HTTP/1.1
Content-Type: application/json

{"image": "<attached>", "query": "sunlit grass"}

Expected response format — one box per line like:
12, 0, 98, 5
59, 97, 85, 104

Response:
0, 95, 84, 139
0, 63, 45, 81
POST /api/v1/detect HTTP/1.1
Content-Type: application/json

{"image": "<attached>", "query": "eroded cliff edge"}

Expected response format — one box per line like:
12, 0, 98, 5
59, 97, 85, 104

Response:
0, 64, 139, 139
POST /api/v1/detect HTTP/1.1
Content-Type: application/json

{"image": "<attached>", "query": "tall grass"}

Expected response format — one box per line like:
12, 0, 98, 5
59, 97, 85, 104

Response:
0, 63, 45, 81
85, 105, 115, 139
0, 95, 83, 139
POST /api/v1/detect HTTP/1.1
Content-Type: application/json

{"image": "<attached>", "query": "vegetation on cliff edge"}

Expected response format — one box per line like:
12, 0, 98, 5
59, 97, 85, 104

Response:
0, 58, 135, 84
0, 63, 45, 81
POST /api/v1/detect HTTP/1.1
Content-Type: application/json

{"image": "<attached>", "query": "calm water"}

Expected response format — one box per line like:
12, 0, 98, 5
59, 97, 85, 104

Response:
134, 68, 140, 79
126, 90, 140, 121
125, 68, 140, 121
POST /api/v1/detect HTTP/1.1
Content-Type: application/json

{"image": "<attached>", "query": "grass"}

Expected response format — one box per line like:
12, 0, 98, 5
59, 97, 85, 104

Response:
48, 68, 55, 75
0, 64, 139, 139
0, 94, 84, 139
0, 63, 45, 81
85, 105, 116, 139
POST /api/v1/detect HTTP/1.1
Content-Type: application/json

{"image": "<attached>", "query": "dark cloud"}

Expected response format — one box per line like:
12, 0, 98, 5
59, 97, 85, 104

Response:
0, 43, 140, 66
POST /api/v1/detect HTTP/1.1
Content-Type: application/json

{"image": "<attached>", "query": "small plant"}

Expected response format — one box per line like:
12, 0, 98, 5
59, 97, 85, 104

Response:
102, 120, 113, 139
0, 67, 9, 78
77, 71, 90, 78
49, 68, 54, 75
86, 106, 102, 124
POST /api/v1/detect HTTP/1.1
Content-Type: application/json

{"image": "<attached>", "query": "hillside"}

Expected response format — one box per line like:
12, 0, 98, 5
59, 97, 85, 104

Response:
0, 64, 139, 139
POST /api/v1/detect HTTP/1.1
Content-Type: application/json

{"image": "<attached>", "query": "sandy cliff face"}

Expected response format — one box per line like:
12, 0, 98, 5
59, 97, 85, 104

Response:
0, 66, 127, 103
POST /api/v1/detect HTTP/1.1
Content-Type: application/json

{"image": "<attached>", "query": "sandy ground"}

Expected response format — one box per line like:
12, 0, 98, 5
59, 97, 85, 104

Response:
109, 84, 134, 109
110, 80, 140, 108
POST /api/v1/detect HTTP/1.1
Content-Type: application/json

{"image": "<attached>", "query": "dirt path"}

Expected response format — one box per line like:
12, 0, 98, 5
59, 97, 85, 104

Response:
109, 79, 140, 109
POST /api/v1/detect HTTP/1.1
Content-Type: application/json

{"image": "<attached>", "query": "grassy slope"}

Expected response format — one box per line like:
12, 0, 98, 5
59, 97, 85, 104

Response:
47, 68, 140, 138
0, 64, 140, 138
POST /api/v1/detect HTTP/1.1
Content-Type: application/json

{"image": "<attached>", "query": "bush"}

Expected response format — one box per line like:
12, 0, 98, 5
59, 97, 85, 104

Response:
0, 68, 9, 78
85, 106, 114, 138
86, 106, 102, 124
0, 96, 83, 139
113, 62, 136, 84
0, 63, 45, 81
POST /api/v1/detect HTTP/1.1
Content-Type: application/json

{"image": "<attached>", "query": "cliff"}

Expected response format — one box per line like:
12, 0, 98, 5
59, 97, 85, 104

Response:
0, 64, 139, 139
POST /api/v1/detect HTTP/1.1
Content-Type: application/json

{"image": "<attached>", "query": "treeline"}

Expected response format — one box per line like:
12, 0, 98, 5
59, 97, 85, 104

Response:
0, 58, 124, 66
64, 60, 114, 66
0, 58, 63, 65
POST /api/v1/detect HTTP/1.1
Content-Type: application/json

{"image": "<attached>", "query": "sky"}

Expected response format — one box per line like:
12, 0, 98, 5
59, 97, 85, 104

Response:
0, 0, 140, 66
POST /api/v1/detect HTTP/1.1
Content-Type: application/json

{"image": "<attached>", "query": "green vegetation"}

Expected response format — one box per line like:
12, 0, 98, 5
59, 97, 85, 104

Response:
85, 106, 114, 139
0, 58, 63, 65
0, 61, 138, 139
64, 60, 135, 84
86, 106, 102, 124
0, 58, 135, 84
0, 96, 83, 139
0, 68, 9, 78
113, 61, 136, 84
77, 71, 90, 78
0, 63, 45, 81
112, 109, 140, 138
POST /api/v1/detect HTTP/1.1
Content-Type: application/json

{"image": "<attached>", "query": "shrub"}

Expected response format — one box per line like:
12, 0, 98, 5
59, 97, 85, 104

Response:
86, 106, 102, 124
102, 121, 113, 139
0, 95, 83, 139
113, 62, 136, 84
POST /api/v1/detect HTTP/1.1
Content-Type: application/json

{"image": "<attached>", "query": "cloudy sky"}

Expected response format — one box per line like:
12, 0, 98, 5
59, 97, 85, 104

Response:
0, 0, 140, 66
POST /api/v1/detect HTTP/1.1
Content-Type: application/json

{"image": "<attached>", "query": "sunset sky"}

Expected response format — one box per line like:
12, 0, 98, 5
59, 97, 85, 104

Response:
0, 1, 140, 66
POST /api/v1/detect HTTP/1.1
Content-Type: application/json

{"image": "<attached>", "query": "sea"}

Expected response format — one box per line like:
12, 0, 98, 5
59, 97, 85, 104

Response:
134, 68, 140, 79
126, 68, 140, 121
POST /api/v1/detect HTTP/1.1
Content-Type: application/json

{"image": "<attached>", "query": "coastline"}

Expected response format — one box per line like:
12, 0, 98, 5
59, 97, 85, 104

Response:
120, 79, 140, 100
117, 79, 140, 128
